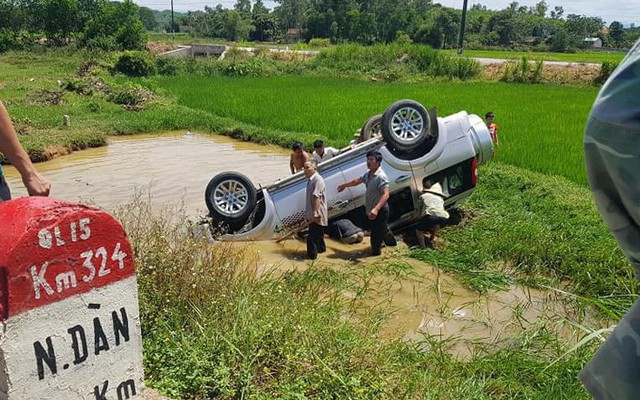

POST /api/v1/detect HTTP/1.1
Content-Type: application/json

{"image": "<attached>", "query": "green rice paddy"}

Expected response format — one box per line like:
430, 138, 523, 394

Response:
154, 75, 599, 185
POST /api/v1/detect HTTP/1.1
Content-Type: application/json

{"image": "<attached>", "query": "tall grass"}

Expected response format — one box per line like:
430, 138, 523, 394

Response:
313, 44, 480, 79
117, 198, 593, 399
411, 163, 635, 316
153, 75, 598, 185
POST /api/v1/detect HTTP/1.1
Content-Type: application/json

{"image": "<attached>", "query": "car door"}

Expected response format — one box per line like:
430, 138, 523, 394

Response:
269, 162, 351, 232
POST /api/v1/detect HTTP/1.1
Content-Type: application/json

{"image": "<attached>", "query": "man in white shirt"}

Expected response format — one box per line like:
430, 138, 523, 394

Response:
303, 160, 328, 260
311, 140, 339, 164
415, 179, 449, 248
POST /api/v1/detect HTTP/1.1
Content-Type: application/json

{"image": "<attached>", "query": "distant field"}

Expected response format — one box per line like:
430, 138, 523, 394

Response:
445, 49, 626, 64
153, 75, 598, 185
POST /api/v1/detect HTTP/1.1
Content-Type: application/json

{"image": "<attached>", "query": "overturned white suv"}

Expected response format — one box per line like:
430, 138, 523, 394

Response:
204, 100, 494, 241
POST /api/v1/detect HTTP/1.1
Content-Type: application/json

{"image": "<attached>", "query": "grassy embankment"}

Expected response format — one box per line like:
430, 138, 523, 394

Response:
442, 48, 626, 64
1, 47, 634, 399
127, 173, 611, 398
127, 157, 631, 398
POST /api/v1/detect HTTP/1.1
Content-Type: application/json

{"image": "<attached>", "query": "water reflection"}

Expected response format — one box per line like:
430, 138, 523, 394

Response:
3, 132, 290, 214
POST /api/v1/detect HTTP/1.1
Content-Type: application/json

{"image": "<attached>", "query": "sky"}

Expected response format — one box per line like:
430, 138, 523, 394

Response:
136, 0, 639, 27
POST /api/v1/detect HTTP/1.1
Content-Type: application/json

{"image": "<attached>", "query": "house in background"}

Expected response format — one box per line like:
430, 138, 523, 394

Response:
286, 28, 301, 42
583, 37, 603, 48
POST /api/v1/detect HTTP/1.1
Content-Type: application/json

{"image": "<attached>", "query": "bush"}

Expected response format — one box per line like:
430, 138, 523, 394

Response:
395, 31, 412, 45
594, 61, 619, 86
309, 38, 331, 48
83, 34, 119, 52
155, 56, 184, 75
501, 56, 544, 84
113, 51, 156, 77
222, 57, 273, 77
0, 29, 35, 53
106, 83, 153, 109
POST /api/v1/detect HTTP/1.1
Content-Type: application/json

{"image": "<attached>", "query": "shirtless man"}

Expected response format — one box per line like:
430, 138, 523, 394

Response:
289, 141, 310, 174
0, 101, 50, 201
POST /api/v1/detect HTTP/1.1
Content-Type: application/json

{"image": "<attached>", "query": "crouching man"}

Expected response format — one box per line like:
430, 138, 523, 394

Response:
327, 218, 364, 244
415, 179, 449, 248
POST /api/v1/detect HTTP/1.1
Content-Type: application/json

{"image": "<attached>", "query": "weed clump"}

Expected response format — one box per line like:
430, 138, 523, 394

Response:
501, 56, 544, 83
113, 51, 156, 77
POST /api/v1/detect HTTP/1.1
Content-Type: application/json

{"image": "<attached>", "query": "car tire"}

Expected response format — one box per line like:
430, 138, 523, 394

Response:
381, 100, 432, 156
360, 114, 382, 141
205, 172, 257, 232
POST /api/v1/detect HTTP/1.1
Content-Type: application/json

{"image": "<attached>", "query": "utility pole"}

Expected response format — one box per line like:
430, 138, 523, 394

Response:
457, 0, 468, 55
171, 0, 175, 33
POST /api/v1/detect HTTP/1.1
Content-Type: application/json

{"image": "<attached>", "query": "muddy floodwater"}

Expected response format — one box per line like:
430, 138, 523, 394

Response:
3, 132, 291, 214
4, 132, 603, 357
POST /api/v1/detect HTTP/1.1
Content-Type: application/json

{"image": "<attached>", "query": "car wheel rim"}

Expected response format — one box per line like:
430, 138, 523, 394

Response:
390, 107, 424, 144
213, 179, 249, 216
367, 122, 381, 137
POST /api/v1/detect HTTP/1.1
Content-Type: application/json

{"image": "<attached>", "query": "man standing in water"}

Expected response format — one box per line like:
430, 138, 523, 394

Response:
337, 150, 395, 256
303, 160, 327, 260
290, 142, 310, 174
0, 100, 50, 201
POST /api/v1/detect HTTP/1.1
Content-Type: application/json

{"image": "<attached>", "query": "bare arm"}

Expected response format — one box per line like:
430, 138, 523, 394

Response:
289, 154, 295, 174
368, 187, 389, 220
337, 177, 363, 192
311, 195, 321, 222
0, 101, 50, 197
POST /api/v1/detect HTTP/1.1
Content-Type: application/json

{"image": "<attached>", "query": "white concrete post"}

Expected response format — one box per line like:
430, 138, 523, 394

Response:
0, 197, 144, 399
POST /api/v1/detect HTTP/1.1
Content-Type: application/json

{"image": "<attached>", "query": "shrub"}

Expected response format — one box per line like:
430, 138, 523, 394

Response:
309, 38, 331, 48
106, 83, 153, 109
222, 57, 273, 77
113, 51, 156, 77
155, 56, 184, 75
594, 61, 619, 86
395, 31, 413, 45
501, 57, 544, 84
0, 29, 36, 53
83, 34, 119, 52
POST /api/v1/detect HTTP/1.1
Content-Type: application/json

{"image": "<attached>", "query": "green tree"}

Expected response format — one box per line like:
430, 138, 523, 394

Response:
533, 1, 547, 18
31, 0, 79, 45
547, 25, 572, 52
234, 0, 251, 20
138, 6, 158, 31
251, 0, 277, 41
565, 14, 603, 39
223, 9, 253, 41
81, 0, 146, 50
273, 0, 309, 30
414, 6, 458, 48
608, 21, 624, 46
550, 5, 563, 19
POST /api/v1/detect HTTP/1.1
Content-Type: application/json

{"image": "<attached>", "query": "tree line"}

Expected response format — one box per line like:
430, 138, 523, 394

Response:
0, 0, 147, 52
0, 0, 638, 53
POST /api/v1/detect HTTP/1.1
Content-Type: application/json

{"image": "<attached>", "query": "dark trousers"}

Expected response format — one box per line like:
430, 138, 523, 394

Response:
0, 175, 11, 201
416, 215, 449, 232
370, 204, 391, 256
307, 223, 326, 260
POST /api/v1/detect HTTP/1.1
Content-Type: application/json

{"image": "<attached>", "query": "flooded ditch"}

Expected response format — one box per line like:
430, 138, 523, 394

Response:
4, 132, 605, 358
